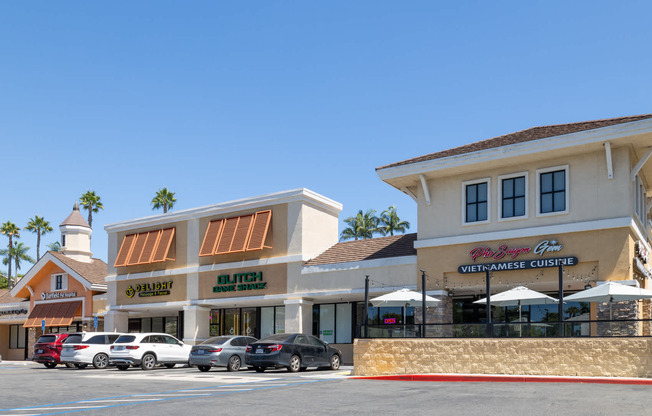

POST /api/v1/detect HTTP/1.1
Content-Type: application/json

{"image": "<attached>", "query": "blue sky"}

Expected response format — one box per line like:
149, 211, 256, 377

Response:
1, 1, 651, 268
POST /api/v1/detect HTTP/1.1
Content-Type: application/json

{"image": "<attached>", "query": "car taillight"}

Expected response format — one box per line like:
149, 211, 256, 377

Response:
74, 345, 89, 350
208, 348, 222, 353
126, 346, 140, 350
268, 344, 282, 352
246, 345, 252, 352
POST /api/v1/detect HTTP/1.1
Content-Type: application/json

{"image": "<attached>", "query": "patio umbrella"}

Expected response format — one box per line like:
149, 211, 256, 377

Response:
474, 286, 559, 334
370, 289, 440, 332
564, 281, 652, 320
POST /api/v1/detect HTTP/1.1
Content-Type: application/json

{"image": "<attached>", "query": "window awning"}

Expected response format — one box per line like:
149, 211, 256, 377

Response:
23, 301, 81, 328
114, 227, 176, 267
200, 210, 272, 257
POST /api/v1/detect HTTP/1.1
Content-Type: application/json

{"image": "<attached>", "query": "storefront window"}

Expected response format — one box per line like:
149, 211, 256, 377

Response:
209, 310, 220, 336
336, 303, 352, 343
319, 304, 335, 343
127, 317, 178, 337
275, 306, 285, 334
313, 303, 353, 344
9, 324, 26, 349
242, 307, 257, 337
260, 307, 275, 338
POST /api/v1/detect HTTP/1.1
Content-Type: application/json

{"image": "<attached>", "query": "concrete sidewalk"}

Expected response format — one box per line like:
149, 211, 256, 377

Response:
351, 373, 652, 385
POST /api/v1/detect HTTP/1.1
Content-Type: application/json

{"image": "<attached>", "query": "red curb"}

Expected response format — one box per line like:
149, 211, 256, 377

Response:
350, 374, 652, 385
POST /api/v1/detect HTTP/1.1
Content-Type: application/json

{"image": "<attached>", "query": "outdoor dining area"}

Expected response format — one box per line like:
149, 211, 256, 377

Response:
359, 282, 652, 339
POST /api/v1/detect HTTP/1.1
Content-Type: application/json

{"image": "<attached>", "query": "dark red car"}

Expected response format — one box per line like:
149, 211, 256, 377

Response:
33, 333, 69, 368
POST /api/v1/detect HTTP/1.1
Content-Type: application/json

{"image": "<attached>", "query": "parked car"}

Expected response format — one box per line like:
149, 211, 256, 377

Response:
189, 335, 257, 372
33, 333, 70, 368
109, 333, 192, 370
60, 332, 123, 369
245, 333, 342, 373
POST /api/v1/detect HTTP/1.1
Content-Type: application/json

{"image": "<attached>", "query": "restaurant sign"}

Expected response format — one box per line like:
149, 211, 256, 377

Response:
458, 256, 578, 274
213, 272, 266, 293
469, 239, 564, 262
126, 281, 173, 298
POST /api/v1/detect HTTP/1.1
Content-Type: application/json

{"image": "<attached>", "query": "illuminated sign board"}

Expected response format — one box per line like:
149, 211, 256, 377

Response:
384, 318, 397, 324
126, 281, 173, 298
213, 272, 266, 293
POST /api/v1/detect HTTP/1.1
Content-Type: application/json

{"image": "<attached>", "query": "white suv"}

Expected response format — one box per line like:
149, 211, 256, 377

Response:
61, 332, 123, 369
109, 333, 192, 370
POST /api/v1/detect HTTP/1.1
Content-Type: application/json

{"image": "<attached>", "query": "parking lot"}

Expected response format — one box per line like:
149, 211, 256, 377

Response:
2, 360, 652, 416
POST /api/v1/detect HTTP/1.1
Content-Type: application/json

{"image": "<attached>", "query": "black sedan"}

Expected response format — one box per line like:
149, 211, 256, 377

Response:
245, 333, 342, 373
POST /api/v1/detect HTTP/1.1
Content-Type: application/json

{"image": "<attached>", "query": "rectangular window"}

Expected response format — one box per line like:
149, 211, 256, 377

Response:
55, 275, 63, 290
9, 324, 26, 349
335, 303, 352, 343
501, 176, 526, 218
319, 304, 335, 343
464, 179, 489, 223
537, 166, 569, 216
635, 175, 647, 223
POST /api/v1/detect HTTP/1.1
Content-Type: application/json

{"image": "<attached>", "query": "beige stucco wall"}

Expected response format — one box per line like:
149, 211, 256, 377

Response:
198, 264, 287, 299
353, 338, 652, 378
116, 275, 187, 305
287, 202, 339, 259
418, 147, 633, 239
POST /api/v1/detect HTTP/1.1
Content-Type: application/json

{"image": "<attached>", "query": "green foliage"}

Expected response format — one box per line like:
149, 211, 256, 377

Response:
47, 241, 61, 252
340, 209, 379, 241
26, 215, 53, 259
80, 190, 104, 228
0, 221, 21, 286
151, 187, 177, 213
378, 206, 410, 236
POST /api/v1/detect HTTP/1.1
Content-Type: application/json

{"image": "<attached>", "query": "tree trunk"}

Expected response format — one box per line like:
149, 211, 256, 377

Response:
37, 231, 41, 259
7, 237, 12, 289
88, 209, 93, 229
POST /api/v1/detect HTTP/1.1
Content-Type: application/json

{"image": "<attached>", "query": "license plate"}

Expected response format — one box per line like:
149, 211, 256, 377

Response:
256, 348, 263, 354
115, 346, 124, 351
37, 349, 43, 354
196, 350, 204, 355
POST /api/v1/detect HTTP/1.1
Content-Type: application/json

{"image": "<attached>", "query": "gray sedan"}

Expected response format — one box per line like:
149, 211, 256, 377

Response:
189, 336, 257, 372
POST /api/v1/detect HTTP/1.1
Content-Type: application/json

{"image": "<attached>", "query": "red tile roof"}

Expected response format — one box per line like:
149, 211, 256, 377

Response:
304, 233, 417, 266
377, 114, 652, 170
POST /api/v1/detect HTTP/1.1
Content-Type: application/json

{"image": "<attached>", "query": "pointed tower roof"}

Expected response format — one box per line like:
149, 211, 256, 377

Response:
60, 201, 91, 228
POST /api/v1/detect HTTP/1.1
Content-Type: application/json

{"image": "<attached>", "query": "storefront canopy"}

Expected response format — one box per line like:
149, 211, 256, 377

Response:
24, 301, 81, 328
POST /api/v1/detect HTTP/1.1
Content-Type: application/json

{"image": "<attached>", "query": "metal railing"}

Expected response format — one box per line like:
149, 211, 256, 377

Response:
357, 319, 652, 338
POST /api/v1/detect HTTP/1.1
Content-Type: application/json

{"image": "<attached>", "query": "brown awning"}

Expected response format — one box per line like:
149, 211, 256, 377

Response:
23, 301, 81, 328
199, 210, 272, 257
114, 227, 176, 267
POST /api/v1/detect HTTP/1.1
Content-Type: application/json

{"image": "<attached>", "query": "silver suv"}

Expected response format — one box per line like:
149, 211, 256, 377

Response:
109, 333, 192, 370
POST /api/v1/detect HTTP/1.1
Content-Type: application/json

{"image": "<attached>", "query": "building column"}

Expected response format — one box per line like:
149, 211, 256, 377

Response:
284, 298, 313, 334
104, 310, 129, 333
183, 305, 210, 345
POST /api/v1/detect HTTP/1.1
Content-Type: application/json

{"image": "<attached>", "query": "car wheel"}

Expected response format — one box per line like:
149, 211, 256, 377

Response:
227, 355, 241, 372
44, 362, 57, 369
254, 366, 265, 373
197, 366, 210, 372
329, 354, 341, 370
164, 363, 175, 369
117, 364, 129, 371
141, 353, 156, 370
288, 355, 301, 373
75, 363, 88, 369
93, 353, 109, 369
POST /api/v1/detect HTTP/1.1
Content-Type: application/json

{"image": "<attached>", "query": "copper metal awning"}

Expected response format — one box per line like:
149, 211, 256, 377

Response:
23, 301, 81, 328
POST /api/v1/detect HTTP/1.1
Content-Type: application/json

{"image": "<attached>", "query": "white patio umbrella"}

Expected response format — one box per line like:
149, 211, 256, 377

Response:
370, 288, 440, 333
564, 281, 652, 320
474, 286, 559, 334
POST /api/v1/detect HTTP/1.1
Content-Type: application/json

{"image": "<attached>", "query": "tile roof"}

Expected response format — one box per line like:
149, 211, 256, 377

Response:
0, 289, 26, 304
60, 202, 90, 228
304, 233, 417, 266
50, 251, 107, 286
377, 114, 652, 170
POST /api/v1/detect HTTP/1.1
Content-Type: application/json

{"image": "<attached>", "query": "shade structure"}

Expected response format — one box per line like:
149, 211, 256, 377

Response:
24, 301, 81, 328
564, 282, 652, 321
370, 288, 441, 308
474, 286, 558, 335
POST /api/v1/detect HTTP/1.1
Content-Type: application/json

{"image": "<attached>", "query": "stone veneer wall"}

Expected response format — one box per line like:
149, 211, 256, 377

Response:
353, 338, 652, 378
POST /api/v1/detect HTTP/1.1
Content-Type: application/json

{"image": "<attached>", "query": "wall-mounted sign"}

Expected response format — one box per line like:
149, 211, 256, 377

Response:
469, 239, 564, 262
213, 272, 266, 293
41, 291, 77, 300
0, 308, 28, 316
635, 241, 649, 264
126, 281, 173, 298
458, 256, 578, 274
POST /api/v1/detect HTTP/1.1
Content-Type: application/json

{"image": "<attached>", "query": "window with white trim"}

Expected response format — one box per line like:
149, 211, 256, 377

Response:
499, 173, 527, 219
537, 166, 569, 215
463, 179, 490, 224
635, 174, 647, 223
51, 273, 68, 291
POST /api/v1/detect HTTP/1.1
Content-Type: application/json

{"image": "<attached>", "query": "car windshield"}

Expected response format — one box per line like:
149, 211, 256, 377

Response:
258, 334, 292, 343
201, 337, 231, 345
64, 334, 83, 344
36, 335, 57, 343
114, 335, 137, 343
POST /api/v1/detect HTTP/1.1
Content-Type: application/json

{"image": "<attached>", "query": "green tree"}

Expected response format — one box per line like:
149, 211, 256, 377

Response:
0, 221, 20, 288
47, 241, 61, 252
0, 242, 34, 289
0, 270, 7, 289
151, 187, 177, 213
378, 206, 411, 236
26, 215, 53, 260
339, 209, 379, 241
80, 190, 104, 228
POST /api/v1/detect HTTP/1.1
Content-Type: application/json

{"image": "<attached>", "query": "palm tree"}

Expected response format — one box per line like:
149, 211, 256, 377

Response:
26, 215, 53, 259
0, 242, 34, 289
79, 190, 104, 228
0, 221, 20, 288
339, 209, 379, 241
151, 187, 177, 213
47, 241, 61, 252
0, 270, 7, 289
378, 206, 411, 236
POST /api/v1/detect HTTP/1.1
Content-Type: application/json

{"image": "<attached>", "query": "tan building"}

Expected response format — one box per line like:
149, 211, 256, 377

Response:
376, 114, 652, 333
103, 188, 417, 363
2, 203, 107, 359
